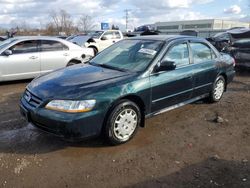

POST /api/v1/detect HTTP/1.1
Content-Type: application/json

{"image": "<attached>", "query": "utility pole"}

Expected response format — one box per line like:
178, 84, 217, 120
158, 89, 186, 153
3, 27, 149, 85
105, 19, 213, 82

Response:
124, 9, 131, 31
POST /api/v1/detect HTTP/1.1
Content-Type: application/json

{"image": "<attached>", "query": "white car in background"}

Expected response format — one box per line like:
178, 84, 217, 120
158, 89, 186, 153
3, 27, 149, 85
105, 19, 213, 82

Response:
68, 30, 124, 55
0, 36, 94, 82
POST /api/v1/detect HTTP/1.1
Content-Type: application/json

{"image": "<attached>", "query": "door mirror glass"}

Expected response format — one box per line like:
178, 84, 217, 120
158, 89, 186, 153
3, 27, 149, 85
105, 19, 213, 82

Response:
156, 60, 176, 72
3, 49, 12, 56
101, 36, 108, 40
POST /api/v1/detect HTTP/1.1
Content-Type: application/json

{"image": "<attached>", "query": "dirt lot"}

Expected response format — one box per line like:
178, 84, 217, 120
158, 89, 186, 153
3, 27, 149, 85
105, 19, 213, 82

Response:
0, 71, 249, 188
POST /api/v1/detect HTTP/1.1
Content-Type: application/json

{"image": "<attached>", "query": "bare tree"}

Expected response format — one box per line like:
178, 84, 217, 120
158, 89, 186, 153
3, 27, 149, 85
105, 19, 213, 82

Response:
78, 14, 96, 33
49, 9, 74, 35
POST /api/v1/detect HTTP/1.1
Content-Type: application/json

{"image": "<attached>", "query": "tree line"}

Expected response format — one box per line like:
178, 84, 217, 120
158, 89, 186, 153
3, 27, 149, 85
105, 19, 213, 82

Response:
0, 9, 97, 36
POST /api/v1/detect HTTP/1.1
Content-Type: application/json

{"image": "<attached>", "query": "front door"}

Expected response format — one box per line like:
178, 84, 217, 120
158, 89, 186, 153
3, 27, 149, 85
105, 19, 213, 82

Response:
150, 42, 193, 113
0, 40, 40, 81
98, 31, 117, 51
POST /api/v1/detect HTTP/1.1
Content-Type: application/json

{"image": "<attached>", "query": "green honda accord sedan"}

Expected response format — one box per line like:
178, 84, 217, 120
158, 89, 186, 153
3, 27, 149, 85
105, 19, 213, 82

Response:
20, 35, 235, 145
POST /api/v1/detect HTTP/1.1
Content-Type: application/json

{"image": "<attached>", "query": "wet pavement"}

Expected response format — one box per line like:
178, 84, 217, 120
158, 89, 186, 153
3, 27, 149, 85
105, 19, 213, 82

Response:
0, 73, 249, 188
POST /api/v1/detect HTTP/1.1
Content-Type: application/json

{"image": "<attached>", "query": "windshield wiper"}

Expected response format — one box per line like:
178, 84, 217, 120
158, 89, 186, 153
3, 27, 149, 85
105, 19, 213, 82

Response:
89, 62, 127, 72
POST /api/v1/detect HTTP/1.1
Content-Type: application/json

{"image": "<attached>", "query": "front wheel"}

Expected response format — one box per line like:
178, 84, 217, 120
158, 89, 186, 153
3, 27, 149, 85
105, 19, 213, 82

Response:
105, 100, 141, 145
209, 76, 226, 103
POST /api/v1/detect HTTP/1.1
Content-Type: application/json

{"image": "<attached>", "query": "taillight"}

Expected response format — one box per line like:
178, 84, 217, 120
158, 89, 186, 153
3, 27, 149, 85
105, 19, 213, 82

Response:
232, 58, 236, 67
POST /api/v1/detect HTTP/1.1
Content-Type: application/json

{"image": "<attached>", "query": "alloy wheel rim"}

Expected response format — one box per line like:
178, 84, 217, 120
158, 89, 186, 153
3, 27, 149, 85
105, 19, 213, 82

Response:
113, 108, 138, 141
214, 80, 224, 100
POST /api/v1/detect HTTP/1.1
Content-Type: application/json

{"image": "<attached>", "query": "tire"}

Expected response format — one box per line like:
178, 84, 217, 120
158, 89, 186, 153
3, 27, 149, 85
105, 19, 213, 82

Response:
67, 60, 79, 67
208, 75, 226, 103
105, 100, 141, 145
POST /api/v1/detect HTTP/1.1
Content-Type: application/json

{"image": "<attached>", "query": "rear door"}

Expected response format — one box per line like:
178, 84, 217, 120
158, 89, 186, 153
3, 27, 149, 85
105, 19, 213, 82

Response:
0, 40, 40, 81
39, 40, 70, 74
150, 41, 193, 113
99, 31, 117, 51
189, 41, 218, 97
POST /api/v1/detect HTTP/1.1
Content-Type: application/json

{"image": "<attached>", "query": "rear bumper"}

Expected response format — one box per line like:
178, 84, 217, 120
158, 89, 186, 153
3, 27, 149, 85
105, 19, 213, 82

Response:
226, 69, 236, 84
20, 97, 105, 140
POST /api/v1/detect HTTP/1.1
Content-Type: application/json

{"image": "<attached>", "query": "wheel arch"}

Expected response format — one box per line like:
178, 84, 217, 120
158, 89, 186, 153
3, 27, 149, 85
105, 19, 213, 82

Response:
88, 45, 98, 55
218, 72, 228, 91
103, 94, 146, 130
67, 58, 81, 66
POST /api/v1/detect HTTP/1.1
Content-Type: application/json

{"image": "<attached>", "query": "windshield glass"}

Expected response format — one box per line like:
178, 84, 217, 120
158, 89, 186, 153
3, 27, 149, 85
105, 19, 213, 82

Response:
69, 35, 90, 46
89, 39, 164, 72
0, 38, 16, 50
91, 31, 104, 39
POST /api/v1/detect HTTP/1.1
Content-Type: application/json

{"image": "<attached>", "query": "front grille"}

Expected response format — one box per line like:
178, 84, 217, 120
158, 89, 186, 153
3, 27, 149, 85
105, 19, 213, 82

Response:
24, 90, 43, 108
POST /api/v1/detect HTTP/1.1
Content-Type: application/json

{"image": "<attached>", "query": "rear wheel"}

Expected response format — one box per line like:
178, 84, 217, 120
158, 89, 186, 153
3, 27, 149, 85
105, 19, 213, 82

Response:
209, 75, 226, 103
105, 100, 141, 145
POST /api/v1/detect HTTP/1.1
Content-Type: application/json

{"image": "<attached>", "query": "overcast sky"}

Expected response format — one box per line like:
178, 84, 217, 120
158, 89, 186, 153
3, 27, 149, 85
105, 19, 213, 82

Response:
0, 0, 249, 30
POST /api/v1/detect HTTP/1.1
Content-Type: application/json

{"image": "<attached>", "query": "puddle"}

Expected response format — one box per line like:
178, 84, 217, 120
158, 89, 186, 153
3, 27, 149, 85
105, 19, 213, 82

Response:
0, 124, 41, 144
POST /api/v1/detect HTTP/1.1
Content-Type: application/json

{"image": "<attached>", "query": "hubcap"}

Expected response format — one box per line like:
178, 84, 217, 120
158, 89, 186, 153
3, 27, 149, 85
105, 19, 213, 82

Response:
214, 79, 224, 100
113, 108, 138, 141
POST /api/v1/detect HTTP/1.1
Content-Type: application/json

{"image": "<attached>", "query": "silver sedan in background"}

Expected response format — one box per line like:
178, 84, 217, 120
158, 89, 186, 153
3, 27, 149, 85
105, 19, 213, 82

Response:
0, 36, 94, 82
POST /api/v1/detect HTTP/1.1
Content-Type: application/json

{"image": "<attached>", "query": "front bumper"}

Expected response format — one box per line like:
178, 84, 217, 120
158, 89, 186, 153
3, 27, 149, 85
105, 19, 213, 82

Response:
20, 97, 106, 140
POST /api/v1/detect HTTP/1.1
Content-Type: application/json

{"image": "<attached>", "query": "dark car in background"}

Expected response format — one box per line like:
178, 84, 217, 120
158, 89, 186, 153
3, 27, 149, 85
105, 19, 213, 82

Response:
20, 35, 235, 145
229, 39, 250, 68
208, 28, 250, 68
0, 36, 6, 42
180, 30, 198, 37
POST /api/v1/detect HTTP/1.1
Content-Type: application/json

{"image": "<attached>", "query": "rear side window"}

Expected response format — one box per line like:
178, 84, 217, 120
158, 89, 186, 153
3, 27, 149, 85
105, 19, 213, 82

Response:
190, 43, 216, 63
40, 40, 68, 52
10, 40, 38, 54
163, 43, 190, 67
114, 32, 121, 39
103, 31, 114, 40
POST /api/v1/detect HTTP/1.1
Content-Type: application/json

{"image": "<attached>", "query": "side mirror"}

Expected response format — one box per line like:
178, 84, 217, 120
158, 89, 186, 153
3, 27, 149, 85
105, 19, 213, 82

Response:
101, 36, 108, 40
155, 60, 176, 72
3, 50, 12, 56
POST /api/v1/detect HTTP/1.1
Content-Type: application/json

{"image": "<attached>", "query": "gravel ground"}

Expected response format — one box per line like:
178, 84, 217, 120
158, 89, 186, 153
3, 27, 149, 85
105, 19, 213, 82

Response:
0, 71, 249, 188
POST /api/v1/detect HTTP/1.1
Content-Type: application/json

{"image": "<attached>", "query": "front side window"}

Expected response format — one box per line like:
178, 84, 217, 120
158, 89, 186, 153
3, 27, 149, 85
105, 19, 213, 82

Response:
10, 40, 38, 54
89, 39, 164, 72
163, 43, 190, 67
190, 43, 215, 64
40, 40, 68, 52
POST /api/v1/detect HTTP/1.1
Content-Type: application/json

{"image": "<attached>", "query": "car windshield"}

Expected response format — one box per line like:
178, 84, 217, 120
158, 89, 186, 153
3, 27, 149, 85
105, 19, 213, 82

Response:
89, 39, 164, 72
0, 38, 16, 50
69, 35, 90, 46
91, 31, 104, 39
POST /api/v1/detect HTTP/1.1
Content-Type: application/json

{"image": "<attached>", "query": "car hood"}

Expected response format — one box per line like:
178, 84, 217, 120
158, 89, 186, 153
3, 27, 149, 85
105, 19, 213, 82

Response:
27, 64, 134, 100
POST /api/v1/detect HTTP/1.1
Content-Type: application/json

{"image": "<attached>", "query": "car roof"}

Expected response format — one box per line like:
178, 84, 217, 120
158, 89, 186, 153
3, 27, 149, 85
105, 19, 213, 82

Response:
9, 36, 65, 41
127, 35, 205, 42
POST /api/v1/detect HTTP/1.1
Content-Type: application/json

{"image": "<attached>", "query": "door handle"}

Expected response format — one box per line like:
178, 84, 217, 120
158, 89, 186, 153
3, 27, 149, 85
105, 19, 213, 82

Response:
63, 53, 69, 56
112, 41, 116, 43
29, 56, 38, 60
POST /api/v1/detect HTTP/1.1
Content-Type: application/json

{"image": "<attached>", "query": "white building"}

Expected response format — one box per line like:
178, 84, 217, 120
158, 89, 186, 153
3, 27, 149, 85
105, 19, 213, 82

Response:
155, 19, 250, 37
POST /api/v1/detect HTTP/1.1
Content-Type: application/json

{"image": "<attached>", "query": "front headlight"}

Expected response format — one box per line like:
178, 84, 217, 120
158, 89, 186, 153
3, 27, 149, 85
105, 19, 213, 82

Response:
45, 100, 96, 113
